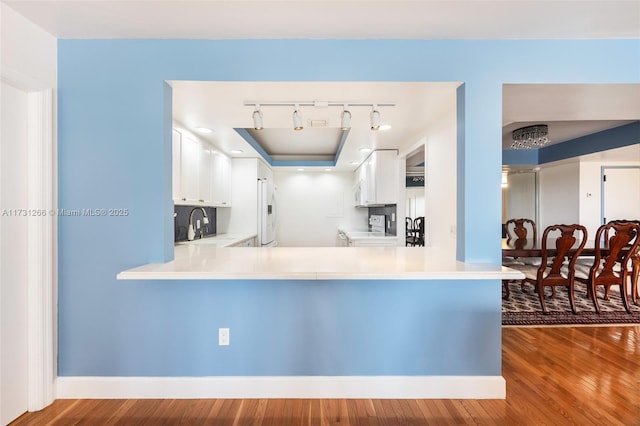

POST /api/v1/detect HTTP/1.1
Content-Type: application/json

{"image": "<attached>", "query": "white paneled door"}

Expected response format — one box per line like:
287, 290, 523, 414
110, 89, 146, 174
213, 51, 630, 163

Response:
602, 167, 640, 224
1, 81, 29, 425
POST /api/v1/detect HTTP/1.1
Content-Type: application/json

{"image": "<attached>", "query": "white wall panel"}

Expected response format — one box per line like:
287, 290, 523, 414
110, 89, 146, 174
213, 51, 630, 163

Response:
425, 97, 457, 254
539, 163, 580, 231
1, 81, 29, 426
274, 171, 367, 247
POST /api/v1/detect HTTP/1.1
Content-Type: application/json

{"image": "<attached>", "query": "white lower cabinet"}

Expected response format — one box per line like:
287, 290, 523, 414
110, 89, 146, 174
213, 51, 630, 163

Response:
229, 236, 256, 247
347, 237, 398, 247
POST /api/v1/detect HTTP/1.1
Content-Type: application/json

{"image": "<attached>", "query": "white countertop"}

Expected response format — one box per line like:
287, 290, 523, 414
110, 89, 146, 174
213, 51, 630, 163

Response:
174, 233, 257, 248
117, 245, 524, 281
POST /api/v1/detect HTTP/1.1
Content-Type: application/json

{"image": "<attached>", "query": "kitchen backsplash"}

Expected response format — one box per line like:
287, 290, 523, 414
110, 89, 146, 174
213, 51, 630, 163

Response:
174, 205, 217, 242
369, 205, 397, 236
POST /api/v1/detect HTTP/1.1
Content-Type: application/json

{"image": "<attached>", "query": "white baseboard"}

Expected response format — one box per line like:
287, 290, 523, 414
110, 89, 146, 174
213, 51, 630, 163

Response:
56, 376, 505, 399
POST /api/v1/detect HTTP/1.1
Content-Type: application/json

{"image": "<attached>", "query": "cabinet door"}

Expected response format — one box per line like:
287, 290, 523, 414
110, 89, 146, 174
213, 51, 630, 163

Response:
212, 153, 231, 206
198, 147, 213, 204
180, 136, 200, 203
373, 150, 398, 205
172, 129, 182, 202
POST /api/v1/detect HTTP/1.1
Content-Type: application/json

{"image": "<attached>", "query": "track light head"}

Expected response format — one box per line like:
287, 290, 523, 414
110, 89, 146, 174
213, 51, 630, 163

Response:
370, 106, 381, 131
340, 106, 351, 131
293, 104, 303, 131
252, 106, 263, 130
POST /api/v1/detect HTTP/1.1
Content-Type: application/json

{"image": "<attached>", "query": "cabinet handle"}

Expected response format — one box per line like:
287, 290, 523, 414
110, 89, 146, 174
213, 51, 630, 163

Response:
199, 199, 204, 202
182, 198, 187, 201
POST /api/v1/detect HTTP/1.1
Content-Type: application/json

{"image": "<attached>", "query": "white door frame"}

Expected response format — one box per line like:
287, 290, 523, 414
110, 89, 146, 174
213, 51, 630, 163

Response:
2, 67, 56, 411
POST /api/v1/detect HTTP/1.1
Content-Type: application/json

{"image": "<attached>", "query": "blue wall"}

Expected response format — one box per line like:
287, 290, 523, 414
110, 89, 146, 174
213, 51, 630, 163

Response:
57, 39, 639, 377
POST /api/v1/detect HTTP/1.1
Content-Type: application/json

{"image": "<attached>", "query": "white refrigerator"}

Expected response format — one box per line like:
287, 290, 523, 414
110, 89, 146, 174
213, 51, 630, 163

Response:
258, 179, 277, 246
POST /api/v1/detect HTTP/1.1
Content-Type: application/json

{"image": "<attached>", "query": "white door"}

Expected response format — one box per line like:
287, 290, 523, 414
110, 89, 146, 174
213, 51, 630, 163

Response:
1, 81, 29, 425
603, 167, 640, 224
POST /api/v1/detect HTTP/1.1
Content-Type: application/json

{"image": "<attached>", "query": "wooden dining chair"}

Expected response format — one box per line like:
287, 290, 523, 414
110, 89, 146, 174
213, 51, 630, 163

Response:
405, 217, 415, 246
505, 218, 537, 241
574, 221, 640, 314
505, 218, 540, 268
520, 224, 588, 314
413, 216, 425, 247
604, 219, 640, 305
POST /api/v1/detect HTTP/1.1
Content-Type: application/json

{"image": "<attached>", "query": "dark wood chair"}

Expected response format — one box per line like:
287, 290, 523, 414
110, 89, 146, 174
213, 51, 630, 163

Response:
574, 221, 640, 314
405, 217, 415, 246
504, 218, 539, 294
412, 216, 425, 247
502, 237, 529, 299
604, 219, 640, 305
505, 218, 537, 241
521, 224, 588, 314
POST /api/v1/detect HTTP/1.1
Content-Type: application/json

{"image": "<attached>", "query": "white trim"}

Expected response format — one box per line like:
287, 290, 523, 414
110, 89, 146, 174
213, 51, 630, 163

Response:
26, 89, 56, 410
56, 376, 505, 399
0, 64, 44, 92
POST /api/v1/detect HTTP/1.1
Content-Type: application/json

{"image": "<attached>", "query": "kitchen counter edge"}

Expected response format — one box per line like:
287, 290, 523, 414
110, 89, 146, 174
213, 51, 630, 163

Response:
117, 246, 524, 281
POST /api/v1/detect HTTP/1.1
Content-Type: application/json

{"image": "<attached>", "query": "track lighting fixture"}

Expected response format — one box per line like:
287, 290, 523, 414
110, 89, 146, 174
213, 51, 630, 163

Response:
252, 105, 263, 130
370, 105, 381, 131
244, 100, 394, 131
340, 105, 351, 131
292, 104, 303, 131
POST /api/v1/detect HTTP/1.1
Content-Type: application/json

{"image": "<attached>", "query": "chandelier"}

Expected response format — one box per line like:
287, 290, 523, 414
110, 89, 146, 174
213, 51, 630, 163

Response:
511, 124, 550, 149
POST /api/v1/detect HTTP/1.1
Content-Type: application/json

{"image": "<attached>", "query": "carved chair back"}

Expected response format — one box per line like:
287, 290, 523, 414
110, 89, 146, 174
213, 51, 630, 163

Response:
505, 218, 537, 242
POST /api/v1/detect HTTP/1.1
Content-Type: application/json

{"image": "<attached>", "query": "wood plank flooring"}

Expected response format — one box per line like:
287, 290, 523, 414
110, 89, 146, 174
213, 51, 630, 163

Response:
11, 326, 640, 425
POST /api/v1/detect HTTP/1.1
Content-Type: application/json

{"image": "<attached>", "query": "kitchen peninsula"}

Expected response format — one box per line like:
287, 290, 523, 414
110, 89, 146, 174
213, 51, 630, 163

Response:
117, 245, 522, 281
113, 246, 521, 399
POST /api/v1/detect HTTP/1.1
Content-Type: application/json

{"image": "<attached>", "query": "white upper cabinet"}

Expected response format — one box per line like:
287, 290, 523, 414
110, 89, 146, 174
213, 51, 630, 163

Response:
211, 153, 231, 207
354, 149, 398, 206
173, 128, 232, 207
198, 147, 213, 204
179, 134, 201, 204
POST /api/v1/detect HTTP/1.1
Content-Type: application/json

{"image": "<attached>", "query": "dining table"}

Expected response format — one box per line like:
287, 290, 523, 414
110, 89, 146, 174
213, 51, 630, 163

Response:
502, 237, 640, 306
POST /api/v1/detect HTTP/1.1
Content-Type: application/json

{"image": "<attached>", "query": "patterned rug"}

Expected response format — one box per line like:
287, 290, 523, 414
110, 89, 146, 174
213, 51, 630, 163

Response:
502, 282, 640, 326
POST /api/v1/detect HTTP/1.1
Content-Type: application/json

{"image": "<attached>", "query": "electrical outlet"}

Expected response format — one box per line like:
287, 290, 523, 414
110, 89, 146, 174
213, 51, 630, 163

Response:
196, 219, 201, 229
218, 328, 230, 346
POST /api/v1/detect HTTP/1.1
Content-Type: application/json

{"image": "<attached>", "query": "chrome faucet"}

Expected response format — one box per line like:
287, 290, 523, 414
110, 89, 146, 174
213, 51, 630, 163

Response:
187, 207, 209, 241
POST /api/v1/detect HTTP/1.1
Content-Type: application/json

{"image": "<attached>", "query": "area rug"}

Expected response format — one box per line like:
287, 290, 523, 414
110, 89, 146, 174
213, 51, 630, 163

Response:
502, 283, 640, 326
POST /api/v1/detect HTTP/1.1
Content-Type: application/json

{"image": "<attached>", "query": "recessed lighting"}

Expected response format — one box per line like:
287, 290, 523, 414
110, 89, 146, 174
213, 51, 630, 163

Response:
297, 168, 305, 172
359, 148, 372, 153
230, 149, 243, 154
325, 168, 332, 171
195, 127, 213, 134
350, 161, 360, 165
379, 124, 392, 131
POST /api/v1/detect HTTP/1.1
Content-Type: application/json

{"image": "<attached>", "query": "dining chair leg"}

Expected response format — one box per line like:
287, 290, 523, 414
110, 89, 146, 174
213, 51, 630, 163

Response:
567, 284, 577, 314
502, 280, 510, 299
590, 282, 601, 314
603, 284, 611, 300
631, 258, 639, 306
537, 283, 549, 315
619, 280, 632, 314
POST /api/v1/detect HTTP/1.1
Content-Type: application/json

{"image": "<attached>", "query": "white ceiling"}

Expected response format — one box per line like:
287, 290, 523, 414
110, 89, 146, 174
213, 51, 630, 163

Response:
503, 84, 640, 148
5, 1, 639, 169
5, 1, 639, 40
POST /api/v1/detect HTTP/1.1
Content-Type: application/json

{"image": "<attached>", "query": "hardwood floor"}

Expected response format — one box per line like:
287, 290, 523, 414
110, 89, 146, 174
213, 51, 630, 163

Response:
11, 326, 640, 425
